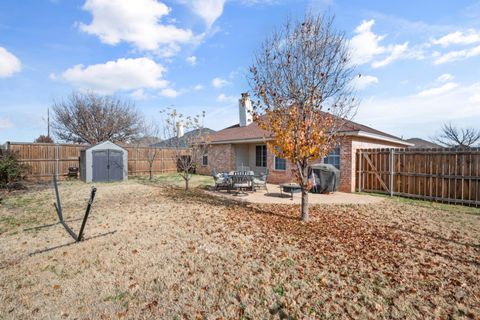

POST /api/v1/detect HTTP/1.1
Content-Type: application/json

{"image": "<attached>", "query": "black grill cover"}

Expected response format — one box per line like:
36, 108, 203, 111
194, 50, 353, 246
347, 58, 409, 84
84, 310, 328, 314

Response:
309, 163, 340, 193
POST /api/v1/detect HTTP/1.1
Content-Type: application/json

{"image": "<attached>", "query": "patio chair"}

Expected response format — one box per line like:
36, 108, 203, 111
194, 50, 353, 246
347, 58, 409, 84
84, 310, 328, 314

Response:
211, 169, 231, 191
253, 170, 268, 192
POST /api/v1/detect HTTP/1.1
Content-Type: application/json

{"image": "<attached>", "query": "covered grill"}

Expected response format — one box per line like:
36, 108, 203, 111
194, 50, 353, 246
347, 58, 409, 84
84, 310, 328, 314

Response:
309, 163, 340, 193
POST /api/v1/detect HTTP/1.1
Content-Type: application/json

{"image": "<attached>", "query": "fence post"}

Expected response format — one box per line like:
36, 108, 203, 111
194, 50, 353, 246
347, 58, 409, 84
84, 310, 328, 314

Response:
390, 148, 394, 197
358, 150, 362, 192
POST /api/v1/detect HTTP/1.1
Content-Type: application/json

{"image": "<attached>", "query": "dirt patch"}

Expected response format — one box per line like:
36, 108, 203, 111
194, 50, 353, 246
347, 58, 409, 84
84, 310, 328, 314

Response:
0, 179, 479, 319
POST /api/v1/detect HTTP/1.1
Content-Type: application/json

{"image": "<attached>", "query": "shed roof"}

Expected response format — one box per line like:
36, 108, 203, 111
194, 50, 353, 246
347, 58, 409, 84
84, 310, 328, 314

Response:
84, 140, 127, 151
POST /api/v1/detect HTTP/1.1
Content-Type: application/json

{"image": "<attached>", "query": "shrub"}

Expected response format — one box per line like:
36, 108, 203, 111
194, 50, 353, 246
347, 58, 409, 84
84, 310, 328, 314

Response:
0, 149, 28, 187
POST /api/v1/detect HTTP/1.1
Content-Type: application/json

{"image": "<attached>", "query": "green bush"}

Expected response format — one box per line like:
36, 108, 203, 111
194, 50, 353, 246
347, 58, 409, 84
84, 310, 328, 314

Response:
0, 149, 28, 187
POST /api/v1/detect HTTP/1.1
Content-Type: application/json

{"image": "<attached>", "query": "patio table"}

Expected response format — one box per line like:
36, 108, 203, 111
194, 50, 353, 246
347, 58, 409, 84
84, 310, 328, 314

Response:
228, 172, 255, 193
279, 183, 302, 200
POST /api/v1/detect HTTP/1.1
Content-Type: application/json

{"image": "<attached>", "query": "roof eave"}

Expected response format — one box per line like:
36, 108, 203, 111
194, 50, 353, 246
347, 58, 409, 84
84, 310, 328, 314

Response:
343, 130, 414, 146
210, 137, 272, 144
209, 130, 413, 147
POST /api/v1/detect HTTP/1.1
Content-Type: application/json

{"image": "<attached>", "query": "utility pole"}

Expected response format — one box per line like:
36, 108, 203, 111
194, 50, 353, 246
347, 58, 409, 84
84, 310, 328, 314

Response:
47, 108, 50, 138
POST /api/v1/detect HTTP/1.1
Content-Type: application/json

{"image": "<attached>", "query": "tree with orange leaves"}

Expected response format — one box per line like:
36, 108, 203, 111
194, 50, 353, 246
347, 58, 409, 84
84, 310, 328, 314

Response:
250, 14, 357, 221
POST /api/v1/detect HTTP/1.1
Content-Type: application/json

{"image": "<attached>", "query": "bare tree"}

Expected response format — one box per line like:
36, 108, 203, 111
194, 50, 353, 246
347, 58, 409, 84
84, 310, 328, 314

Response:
52, 91, 143, 144
160, 108, 209, 191
433, 123, 480, 148
138, 121, 162, 181
249, 14, 357, 221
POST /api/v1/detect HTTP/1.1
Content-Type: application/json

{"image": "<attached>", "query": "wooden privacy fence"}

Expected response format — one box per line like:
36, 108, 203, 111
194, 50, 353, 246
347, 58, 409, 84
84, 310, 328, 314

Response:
6, 142, 183, 180
356, 148, 480, 206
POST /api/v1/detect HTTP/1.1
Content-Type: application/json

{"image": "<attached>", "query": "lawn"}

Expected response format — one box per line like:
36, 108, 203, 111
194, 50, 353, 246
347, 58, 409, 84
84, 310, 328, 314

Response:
0, 175, 479, 319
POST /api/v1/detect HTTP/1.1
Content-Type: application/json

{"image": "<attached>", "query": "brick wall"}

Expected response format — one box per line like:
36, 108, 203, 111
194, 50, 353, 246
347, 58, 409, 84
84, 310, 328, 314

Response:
266, 147, 295, 184
197, 144, 235, 175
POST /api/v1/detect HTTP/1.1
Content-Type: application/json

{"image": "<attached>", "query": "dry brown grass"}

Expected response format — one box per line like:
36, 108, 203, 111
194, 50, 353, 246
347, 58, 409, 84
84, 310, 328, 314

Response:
0, 178, 479, 319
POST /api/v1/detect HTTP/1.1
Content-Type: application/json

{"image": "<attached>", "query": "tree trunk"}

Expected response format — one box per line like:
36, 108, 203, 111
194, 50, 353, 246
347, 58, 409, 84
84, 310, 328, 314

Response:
149, 166, 153, 181
301, 187, 309, 221
184, 174, 189, 191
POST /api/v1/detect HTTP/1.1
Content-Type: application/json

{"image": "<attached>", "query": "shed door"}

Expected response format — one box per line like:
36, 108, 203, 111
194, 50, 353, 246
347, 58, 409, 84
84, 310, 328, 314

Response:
92, 150, 109, 182
108, 150, 124, 181
92, 149, 124, 182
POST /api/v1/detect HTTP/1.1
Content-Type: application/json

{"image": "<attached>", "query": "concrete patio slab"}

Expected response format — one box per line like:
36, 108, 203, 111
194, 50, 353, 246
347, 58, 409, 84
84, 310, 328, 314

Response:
207, 183, 384, 205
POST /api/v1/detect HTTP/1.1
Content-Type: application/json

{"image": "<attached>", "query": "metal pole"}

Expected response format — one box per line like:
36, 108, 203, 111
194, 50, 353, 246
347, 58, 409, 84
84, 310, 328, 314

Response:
77, 187, 97, 241
53, 175, 63, 222
390, 149, 394, 196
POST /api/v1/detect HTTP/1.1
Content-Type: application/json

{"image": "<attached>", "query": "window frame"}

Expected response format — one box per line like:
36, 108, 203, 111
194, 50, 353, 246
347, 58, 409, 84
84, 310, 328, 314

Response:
274, 155, 286, 171
202, 153, 208, 166
323, 146, 340, 169
255, 145, 267, 168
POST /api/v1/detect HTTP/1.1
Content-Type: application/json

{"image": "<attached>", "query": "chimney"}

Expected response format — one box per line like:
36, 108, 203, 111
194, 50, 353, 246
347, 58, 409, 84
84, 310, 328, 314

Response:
238, 92, 253, 127
176, 121, 184, 138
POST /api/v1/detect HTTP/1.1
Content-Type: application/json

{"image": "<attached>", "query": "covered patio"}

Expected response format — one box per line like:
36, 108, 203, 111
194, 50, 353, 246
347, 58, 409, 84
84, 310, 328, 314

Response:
206, 183, 384, 205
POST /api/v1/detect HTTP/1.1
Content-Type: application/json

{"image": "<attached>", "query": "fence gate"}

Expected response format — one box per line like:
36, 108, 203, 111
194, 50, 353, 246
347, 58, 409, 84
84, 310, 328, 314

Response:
357, 148, 480, 207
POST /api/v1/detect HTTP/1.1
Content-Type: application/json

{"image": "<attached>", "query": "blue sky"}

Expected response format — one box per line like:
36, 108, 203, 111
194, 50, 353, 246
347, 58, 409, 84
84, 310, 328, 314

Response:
1, 0, 480, 143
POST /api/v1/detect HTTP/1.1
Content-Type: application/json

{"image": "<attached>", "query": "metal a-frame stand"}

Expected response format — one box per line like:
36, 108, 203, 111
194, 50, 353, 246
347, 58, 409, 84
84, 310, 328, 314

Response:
53, 175, 97, 242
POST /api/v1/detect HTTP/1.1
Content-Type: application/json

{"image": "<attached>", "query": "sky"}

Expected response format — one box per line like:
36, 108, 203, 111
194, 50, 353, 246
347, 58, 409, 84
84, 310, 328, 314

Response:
0, 0, 480, 143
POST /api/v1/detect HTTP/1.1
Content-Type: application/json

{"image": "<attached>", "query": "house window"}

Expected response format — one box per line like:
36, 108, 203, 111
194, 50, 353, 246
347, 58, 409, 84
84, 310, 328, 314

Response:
202, 154, 208, 166
274, 156, 286, 171
255, 145, 267, 167
323, 146, 340, 169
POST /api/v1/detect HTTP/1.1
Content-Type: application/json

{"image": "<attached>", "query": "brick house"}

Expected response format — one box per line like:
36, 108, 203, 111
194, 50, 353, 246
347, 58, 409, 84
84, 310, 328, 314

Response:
198, 93, 412, 192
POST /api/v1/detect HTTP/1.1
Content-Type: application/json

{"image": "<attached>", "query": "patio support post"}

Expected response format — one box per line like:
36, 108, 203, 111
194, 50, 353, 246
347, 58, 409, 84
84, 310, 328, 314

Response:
358, 150, 362, 192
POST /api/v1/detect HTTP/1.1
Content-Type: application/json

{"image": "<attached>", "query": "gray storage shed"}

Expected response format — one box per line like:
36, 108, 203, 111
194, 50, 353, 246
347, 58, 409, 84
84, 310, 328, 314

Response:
80, 141, 128, 183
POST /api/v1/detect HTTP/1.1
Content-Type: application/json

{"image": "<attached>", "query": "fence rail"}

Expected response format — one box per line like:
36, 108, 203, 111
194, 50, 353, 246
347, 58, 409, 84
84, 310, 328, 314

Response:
356, 148, 480, 207
6, 142, 183, 180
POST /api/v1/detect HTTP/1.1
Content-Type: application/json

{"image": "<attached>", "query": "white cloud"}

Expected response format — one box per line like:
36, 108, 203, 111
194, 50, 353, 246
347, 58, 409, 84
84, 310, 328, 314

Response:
434, 45, 480, 64
431, 30, 480, 47
79, 0, 194, 57
180, 0, 226, 28
0, 47, 21, 78
193, 84, 204, 90
186, 55, 197, 66
350, 20, 386, 65
356, 82, 480, 138
131, 89, 149, 100
351, 75, 378, 90
436, 73, 454, 82
469, 93, 480, 104
350, 20, 412, 68
61, 57, 169, 94
371, 42, 408, 68
217, 93, 237, 103
416, 82, 459, 97
0, 116, 13, 129
212, 77, 230, 88
160, 88, 181, 98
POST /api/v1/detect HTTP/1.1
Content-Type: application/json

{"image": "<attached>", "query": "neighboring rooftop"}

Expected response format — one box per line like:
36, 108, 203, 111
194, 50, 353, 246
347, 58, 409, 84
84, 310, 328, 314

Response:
152, 128, 216, 148
406, 138, 442, 148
